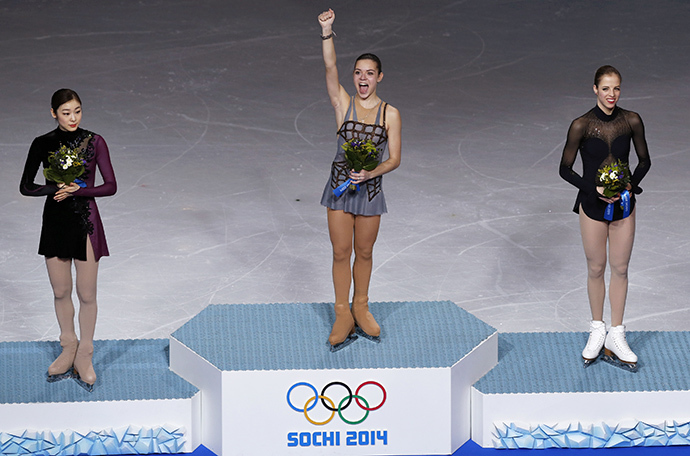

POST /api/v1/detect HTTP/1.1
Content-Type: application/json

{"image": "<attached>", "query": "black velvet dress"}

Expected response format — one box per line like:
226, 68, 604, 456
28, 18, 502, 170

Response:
20, 127, 117, 261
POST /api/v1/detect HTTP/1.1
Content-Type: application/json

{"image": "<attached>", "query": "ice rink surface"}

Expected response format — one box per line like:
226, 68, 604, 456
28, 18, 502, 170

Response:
1, 0, 689, 342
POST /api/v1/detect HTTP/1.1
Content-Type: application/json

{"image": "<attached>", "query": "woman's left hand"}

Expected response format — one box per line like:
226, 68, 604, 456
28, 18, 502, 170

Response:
349, 169, 372, 185
54, 182, 80, 201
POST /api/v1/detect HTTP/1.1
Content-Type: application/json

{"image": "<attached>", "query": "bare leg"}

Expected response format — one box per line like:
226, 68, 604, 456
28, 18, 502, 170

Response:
73, 237, 99, 385
45, 256, 78, 376
328, 209, 355, 305
326, 209, 356, 346
607, 209, 636, 326
352, 215, 380, 300
352, 214, 381, 338
604, 211, 639, 369
579, 208, 609, 322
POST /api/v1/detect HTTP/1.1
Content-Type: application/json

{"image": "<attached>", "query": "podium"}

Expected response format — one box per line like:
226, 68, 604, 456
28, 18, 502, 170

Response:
0, 339, 199, 455
471, 331, 690, 449
169, 301, 497, 455
4, 303, 689, 454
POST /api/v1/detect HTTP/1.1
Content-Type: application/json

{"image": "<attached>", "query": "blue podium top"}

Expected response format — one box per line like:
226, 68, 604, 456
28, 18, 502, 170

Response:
171, 301, 496, 371
474, 331, 690, 394
0, 338, 198, 404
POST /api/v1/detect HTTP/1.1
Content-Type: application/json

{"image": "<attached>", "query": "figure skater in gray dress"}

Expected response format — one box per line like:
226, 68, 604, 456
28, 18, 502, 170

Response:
318, 9, 401, 351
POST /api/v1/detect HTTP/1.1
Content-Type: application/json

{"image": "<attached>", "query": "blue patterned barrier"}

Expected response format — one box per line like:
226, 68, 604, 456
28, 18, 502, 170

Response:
494, 421, 690, 449
0, 425, 186, 456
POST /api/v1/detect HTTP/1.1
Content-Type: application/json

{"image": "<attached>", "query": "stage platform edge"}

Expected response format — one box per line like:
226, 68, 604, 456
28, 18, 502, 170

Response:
169, 301, 498, 456
9, 304, 688, 453
0, 339, 200, 455
471, 331, 690, 450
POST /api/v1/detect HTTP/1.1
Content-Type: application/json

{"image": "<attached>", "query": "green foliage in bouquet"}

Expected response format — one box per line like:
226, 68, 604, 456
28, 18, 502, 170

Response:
342, 138, 380, 171
597, 159, 630, 198
43, 144, 85, 184
341, 138, 381, 191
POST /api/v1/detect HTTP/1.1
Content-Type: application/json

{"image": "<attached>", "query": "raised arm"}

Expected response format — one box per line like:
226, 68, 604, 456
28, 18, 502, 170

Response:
318, 9, 350, 125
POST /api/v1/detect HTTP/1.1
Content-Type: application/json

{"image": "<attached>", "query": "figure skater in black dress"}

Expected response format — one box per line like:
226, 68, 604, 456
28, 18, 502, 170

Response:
559, 66, 650, 371
318, 9, 402, 351
20, 89, 117, 390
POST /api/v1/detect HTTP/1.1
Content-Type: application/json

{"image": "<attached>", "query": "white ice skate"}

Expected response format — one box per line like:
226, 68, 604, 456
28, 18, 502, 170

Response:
603, 325, 638, 372
582, 320, 606, 368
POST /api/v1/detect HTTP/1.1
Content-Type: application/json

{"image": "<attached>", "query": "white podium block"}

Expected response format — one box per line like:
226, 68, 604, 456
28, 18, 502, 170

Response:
471, 331, 690, 449
0, 339, 200, 455
170, 301, 497, 455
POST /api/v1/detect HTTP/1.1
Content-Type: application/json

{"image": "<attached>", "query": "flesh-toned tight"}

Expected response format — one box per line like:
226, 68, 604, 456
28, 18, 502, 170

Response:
327, 209, 380, 306
579, 206, 635, 327
45, 236, 99, 381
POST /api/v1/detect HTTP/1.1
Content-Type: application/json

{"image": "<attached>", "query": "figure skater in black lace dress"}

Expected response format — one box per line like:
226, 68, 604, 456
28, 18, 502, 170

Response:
559, 66, 651, 371
318, 9, 401, 351
20, 89, 117, 390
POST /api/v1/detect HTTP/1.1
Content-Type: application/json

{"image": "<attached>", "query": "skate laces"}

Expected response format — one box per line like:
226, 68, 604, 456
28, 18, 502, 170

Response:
610, 327, 633, 355
587, 321, 606, 343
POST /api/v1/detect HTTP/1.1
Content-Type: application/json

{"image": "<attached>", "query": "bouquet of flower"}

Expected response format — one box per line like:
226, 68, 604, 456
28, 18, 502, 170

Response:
596, 159, 630, 198
333, 139, 380, 197
596, 158, 631, 220
43, 144, 86, 186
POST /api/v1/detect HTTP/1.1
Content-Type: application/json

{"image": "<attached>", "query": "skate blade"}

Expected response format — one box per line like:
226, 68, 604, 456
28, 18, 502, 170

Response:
328, 333, 358, 352
582, 355, 600, 368
73, 374, 95, 392
355, 327, 381, 343
46, 368, 74, 383
602, 352, 638, 373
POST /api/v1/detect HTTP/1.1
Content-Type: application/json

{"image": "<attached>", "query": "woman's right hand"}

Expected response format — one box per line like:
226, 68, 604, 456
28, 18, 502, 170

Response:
54, 182, 80, 202
596, 186, 620, 204
318, 9, 335, 31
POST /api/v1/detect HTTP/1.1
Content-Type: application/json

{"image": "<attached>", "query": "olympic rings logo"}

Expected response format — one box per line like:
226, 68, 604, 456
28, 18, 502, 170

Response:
287, 381, 387, 425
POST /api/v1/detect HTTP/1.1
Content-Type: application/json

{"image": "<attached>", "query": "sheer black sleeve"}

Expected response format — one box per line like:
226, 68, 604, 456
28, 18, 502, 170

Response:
626, 111, 651, 194
559, 117, 597, 195
19, 138, 58, 197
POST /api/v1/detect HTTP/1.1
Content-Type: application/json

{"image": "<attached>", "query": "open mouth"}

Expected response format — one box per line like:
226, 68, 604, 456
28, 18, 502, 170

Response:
358, 83, 369, 95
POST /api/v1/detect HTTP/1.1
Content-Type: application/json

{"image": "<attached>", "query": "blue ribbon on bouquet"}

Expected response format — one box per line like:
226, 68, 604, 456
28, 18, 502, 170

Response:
74, 179, 86, 188
604, 189, 630, 221
333, 178, 359, 197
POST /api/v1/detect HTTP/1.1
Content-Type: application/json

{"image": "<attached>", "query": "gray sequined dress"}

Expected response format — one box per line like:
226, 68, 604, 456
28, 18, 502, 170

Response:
320, 97, 389, 215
